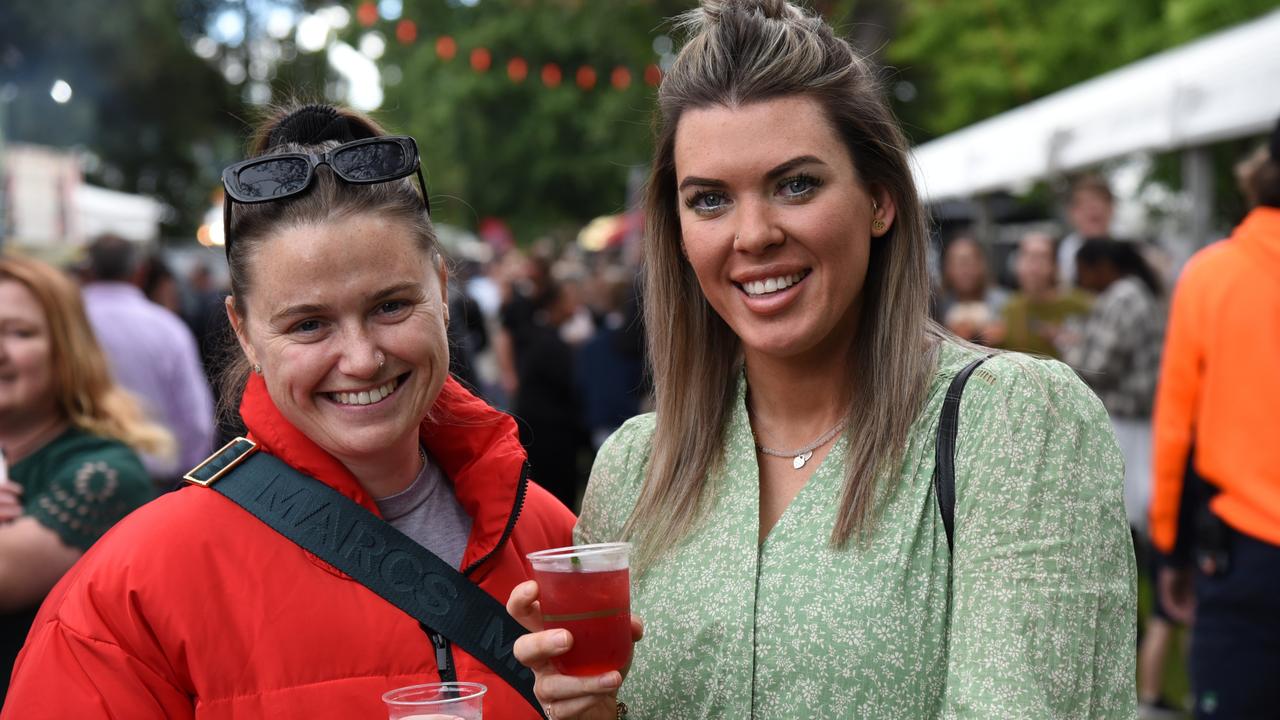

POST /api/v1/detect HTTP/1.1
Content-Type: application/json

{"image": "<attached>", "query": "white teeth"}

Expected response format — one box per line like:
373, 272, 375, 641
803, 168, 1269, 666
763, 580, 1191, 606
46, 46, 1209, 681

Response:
331, 378, 398, 406
743, 272, 804, 297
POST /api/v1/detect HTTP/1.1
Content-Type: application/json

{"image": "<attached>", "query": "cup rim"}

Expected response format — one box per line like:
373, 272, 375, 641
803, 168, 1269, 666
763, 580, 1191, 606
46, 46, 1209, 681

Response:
526, 542, 632, 562
382, 681, 488, 705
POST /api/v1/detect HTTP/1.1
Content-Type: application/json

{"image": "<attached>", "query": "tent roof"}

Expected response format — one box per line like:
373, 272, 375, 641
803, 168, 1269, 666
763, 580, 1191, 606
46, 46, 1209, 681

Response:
75, 184, 165, 242
911, 10, 1280, 203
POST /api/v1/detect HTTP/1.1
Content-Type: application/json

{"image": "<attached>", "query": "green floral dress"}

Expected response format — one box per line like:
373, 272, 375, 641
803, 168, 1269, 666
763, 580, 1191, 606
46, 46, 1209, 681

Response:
576, 343, 1137, 719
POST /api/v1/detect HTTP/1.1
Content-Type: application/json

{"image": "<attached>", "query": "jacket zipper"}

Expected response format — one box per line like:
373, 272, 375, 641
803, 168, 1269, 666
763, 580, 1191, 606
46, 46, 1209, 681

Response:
419, 460, 528, 684
462, 460, 531, 577
428, 627, 458, 683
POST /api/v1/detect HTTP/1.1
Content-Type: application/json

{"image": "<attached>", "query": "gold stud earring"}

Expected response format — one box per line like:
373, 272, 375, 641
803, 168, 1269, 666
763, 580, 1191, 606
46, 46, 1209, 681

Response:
873, 219, 886, 232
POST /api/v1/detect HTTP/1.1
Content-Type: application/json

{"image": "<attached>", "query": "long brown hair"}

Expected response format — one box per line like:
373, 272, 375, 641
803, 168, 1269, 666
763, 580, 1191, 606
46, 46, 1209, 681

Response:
0, 254, 173, 455
625, 0, 944, 567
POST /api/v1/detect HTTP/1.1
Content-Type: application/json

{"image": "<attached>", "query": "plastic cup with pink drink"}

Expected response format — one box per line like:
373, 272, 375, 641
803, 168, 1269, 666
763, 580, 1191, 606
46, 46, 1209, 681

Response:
526, 542, 633, 677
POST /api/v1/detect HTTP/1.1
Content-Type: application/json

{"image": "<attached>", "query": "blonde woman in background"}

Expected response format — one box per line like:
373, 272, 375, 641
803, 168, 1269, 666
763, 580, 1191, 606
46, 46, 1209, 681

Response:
508, 1, 1137, 718
1000, 231, 1092, 359
0, 255, 167, 703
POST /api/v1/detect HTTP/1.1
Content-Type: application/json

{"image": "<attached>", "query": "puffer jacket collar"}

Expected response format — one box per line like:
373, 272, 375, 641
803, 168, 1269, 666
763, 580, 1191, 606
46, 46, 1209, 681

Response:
239, 373, 530, 575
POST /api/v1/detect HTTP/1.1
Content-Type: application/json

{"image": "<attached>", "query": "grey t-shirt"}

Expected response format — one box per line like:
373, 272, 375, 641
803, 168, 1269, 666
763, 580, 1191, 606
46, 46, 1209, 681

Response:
375, 447, 473, 570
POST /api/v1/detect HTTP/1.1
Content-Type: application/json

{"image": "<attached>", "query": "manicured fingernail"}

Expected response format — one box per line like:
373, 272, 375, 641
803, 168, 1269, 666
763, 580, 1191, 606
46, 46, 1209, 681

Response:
554, 630, 570, 649
599, 672, 621, 689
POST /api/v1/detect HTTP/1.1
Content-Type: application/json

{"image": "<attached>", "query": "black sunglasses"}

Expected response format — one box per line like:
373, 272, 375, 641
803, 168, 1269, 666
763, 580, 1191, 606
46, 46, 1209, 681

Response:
221, 135, 429, 251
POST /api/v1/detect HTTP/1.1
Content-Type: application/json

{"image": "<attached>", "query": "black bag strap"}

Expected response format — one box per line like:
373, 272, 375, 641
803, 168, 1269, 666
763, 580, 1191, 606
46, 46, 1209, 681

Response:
933, 355, 992, 553
185, 440, 544, 717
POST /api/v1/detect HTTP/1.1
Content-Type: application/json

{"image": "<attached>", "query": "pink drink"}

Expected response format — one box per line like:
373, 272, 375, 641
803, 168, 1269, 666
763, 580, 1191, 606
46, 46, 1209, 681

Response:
533, 566, 632, 676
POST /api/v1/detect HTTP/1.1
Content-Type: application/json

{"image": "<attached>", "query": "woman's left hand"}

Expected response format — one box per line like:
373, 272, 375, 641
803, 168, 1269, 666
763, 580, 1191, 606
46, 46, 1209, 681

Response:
0, 482, 24, 523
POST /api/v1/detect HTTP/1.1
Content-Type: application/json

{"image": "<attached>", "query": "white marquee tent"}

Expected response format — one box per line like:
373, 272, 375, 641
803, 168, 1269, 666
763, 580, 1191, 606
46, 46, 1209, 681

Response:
911, 9, 1280, 204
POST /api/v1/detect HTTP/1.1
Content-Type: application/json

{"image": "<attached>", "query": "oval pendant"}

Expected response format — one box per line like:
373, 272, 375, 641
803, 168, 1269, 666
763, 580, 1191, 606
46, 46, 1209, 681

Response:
793, 451, 813, 470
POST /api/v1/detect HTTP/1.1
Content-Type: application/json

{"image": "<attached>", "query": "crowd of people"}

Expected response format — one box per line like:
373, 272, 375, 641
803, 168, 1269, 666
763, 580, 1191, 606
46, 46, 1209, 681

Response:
1, 0, 1277, 718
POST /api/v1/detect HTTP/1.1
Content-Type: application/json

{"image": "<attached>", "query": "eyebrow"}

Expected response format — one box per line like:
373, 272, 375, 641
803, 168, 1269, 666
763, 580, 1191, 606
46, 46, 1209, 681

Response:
677, 155, 827, 191
270, 282, 422, 323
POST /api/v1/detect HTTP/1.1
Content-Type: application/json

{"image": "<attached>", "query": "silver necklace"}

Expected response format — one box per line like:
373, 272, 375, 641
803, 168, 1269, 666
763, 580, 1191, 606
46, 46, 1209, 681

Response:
754, 418, 847, 470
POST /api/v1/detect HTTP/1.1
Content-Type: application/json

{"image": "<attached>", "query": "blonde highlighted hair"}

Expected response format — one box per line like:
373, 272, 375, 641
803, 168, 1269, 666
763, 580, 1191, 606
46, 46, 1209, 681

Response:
625, 0, 945, 567
0, 254, 174, 457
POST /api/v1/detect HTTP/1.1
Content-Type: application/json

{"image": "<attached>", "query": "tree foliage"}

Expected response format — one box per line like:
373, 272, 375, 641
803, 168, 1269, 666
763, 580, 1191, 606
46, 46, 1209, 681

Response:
0, 0, 246, 238
369, 0, 690, 239
888, 0, 1279, 142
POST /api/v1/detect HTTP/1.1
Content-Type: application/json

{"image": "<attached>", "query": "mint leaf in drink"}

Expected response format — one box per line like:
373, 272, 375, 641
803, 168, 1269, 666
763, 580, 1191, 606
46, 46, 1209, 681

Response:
571, 555, 582, 570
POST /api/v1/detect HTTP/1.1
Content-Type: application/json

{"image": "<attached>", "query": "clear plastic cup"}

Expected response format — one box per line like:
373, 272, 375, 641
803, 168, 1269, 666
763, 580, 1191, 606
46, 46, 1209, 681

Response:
526, 542, 632, 676
382, 681, 487, 720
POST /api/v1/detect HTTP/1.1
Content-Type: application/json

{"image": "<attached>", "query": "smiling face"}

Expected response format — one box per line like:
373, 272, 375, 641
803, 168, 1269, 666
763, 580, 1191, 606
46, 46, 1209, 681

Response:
673, 95, 893, 364
0, 280, 57, 429
228, 213, 449, 464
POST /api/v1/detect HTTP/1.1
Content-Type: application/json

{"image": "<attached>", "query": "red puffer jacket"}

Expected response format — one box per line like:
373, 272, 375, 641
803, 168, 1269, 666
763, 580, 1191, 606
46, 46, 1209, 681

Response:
3, 376, 575, 719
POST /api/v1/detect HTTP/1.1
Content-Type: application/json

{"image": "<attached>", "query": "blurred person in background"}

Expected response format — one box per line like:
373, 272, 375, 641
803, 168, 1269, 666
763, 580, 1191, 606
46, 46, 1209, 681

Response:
1059, 174, 1115, 289
934, 234, 1008, 345
183, 262, 238, 445
1151, 119, 1280, 719
514, 277, 591, 510
575, 267, 646, 450
3, 104, 574, 718
1063, 238, 1164, 525
0, 255, 164, 705
495, 251, 553, 404
1059, 238, 1173, 717
81, 234, 215, 488
1000, 231, 1092, 358
445, 260, 490, 394
509, 1, 1135, 716
138, 253, 182, 315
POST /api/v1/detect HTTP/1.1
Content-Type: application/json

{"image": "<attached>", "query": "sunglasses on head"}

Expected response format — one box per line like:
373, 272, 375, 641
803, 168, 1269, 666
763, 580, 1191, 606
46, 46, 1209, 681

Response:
221, 135, 429, 251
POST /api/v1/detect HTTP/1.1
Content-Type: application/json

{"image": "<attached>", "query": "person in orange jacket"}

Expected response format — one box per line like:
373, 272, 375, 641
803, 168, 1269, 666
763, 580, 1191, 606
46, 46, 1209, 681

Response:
1151, 119, 1280, 719
2, 104, 576, 719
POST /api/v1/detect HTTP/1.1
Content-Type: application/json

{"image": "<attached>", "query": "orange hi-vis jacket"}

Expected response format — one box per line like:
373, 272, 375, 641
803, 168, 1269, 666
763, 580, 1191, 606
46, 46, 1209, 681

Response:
3, 376, 575, 719
1150, 206, 1280, 554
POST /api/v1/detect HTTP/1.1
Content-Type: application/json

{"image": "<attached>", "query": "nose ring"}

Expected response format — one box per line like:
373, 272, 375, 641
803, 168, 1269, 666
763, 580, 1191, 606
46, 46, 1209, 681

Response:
376, 351, 385, 369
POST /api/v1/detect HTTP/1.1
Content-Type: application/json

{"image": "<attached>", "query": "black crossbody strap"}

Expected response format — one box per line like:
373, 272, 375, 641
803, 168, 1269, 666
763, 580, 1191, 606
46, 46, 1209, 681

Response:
933, 355, 992, 553
202, 448, 544, 717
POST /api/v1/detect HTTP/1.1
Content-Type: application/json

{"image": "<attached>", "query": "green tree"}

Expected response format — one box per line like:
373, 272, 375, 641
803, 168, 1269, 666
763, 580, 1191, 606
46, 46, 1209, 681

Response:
367, 0, 691, 239
888, 0, 1279, 142
0, 0, 249, 239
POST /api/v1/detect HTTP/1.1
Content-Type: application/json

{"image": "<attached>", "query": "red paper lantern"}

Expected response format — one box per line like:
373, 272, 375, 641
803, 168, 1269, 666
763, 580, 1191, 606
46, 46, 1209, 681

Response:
644, 64, 663, 87
541, 63, 562, 88
610, 66, 632, 90
356, 1, 378, 27
576, 66, 598, 91
470, 47, 492, 72
507, 57, 529, 83
395, 20, 417, 45
436, 36, 457, 61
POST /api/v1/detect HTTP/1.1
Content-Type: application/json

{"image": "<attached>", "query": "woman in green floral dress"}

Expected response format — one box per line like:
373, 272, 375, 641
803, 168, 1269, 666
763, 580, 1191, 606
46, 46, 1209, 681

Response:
509, 1, 1137, 718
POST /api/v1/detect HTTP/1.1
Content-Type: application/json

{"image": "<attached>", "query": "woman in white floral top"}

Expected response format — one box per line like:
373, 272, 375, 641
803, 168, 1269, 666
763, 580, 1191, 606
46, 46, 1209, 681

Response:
508, 1, 1137, 718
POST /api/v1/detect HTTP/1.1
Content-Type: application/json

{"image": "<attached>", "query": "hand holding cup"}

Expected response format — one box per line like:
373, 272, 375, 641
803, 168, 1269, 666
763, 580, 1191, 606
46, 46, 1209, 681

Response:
509, 543, 644, 719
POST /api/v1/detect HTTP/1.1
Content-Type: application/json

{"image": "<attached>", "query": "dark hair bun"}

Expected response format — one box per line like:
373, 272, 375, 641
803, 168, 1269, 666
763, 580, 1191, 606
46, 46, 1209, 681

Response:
265, 104, 376, 149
